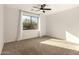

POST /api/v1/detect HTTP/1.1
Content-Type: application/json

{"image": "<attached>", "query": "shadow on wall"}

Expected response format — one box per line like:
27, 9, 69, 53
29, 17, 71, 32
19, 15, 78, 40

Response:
66, 31, 79, 44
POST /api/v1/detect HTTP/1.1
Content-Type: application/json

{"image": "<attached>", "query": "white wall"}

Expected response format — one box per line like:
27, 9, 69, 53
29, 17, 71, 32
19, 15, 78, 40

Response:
46, 6, 79, 43
4, 5, 79, 44
21, 30, 39, 40
0, 5, 4, 54
40, 14, 46, 36
4, 6, 19, 43
4, 6, 46, 42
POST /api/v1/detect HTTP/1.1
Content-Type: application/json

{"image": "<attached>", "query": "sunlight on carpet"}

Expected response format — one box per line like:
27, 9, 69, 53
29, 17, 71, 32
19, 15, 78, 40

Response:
40, 39, 79, 51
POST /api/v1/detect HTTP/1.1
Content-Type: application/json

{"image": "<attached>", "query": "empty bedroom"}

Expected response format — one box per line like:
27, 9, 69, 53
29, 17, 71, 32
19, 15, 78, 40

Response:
1, 4, 79, 55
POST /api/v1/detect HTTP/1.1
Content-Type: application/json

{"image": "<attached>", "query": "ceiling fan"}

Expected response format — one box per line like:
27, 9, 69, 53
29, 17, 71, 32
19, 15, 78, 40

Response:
32, 4, 51, 13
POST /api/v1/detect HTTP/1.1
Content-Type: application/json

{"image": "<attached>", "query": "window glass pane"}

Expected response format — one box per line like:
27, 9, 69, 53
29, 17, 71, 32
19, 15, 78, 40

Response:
31, 16, 38, 23
22, 15, 31, 30
22, 15, 38, 30
31, 16, 38, 29
22, 15, 30, 23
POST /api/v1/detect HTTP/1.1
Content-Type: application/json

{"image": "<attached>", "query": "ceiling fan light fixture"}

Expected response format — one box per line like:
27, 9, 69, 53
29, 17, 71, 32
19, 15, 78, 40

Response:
43, 10, 45, 13
32, 4, 51, 13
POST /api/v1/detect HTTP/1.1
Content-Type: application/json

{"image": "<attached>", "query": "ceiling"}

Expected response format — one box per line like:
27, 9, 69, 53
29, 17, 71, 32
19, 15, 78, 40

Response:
5, 4, 79, 15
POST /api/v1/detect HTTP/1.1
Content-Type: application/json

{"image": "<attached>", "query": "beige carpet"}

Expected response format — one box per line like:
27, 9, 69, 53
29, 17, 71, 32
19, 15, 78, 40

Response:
41, 39, 79, 51
2, 36, 79, 55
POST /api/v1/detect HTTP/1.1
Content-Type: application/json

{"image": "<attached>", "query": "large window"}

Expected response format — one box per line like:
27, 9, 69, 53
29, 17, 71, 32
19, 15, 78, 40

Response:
22, 15, 38, 30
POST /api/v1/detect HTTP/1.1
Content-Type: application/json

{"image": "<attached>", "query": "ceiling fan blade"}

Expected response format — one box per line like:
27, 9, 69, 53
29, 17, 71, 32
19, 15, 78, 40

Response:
43, 8, 51, 10
31, 9, 40, 11
35, 9, 40, 11
33, 6, 40, 9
